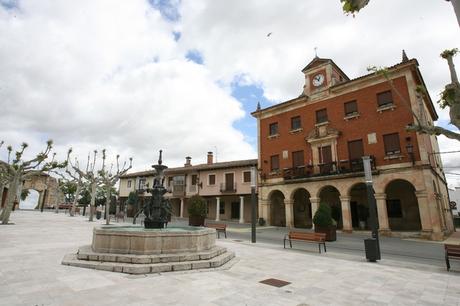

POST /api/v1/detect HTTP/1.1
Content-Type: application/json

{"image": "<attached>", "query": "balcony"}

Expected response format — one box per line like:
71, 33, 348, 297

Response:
220, 182, 237, 193
188, 184, 198, 194
283, 156, 376, 180
172, 184, 185, 197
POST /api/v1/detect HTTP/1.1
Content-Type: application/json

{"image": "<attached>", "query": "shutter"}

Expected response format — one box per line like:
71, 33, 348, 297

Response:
348, 140, 364, 160
292, 151, 304, 168
383, 133, 401, 154
344, 101, 357, 115
377, 91, 393, 107
271, 155, 279, 171
316, 109, 328, 123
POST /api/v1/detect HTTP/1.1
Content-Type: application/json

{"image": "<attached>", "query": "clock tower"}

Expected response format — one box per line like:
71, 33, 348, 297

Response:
301, 56, 349, 98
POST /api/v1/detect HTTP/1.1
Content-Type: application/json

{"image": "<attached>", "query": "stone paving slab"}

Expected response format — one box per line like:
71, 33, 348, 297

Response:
1, 210, 460, 306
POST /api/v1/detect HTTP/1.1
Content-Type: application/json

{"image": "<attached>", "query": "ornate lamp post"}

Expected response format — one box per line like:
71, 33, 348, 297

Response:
362, 156, 381, 262
251, 166, 257, 243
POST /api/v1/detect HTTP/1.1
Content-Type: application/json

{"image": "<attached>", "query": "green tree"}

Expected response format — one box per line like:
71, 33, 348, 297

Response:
313, 203, 334, 227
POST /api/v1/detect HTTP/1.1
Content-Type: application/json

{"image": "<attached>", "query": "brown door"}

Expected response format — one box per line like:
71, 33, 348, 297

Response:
348, 139, 364, 171
225, 173, 234, 191
319, 146, 332, 163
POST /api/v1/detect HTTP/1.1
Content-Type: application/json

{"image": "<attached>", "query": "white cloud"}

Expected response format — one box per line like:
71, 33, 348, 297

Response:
0, 0, 255, 172
1, 0, 459, 186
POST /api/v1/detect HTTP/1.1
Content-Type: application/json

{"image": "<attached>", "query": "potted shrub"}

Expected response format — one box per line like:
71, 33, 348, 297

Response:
313, 203, 337, 241
188, 195, 207, 226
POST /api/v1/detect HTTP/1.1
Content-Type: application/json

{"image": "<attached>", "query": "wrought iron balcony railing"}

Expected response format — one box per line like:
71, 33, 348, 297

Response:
282, 156, 376, 180
220, 182, 237, 193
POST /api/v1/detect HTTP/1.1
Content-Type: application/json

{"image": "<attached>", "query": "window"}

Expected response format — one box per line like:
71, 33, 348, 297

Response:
291, 116, 301, 130
243, 171, 251, 183
269, 122, 278, 136
316, 108, 328, 124
386, 199, 402, 218
191, 174, 198, 185
383, 133, 401, 155
344, 100, 358, 116
138, 178, 146, 190
168, 177, 173, 187
292, 150, 304, 168
348, 139, 364, 160
173, 175, 185, 185
208, 174, 216, 185
127, 180, 132, 188
270, 155, 280, 172
377, 91, 393, 107
219, 201, 225, 214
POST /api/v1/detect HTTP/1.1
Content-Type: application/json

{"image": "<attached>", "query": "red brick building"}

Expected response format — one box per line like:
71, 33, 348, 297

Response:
252, 53, 454, 240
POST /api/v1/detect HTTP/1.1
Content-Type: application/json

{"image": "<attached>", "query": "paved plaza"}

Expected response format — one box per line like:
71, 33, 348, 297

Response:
1, 211, 460, 306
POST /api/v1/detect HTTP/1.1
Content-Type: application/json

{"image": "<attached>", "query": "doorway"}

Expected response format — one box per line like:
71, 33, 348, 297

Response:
231, 202, 240, 219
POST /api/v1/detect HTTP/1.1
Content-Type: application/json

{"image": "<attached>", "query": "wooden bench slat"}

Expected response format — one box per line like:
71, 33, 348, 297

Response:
284, 231, 327, 253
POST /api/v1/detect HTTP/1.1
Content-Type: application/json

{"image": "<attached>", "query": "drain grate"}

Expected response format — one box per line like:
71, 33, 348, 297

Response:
259, 278, 291, 288
233, 239, 243, 242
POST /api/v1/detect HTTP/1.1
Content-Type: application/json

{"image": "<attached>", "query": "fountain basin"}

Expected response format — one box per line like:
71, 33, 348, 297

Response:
91, 225, 216, 255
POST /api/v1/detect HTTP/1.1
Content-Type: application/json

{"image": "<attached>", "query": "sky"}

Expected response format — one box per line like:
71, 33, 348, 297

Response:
0, 0, 460, 187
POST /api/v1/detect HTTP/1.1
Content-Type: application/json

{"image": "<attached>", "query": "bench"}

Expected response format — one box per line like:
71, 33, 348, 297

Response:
206, 223, 227, 238
445, 244, 460, 271
284, 231, 327, 253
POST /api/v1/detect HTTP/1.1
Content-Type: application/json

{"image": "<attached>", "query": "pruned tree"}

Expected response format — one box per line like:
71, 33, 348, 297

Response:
64, 149, 88, 216
0, 140, 66, 224
67, 149, 101, 222
98, 149, 132, 225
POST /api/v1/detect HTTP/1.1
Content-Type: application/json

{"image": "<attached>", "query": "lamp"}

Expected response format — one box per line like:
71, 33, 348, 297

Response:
406, 143, 415, 165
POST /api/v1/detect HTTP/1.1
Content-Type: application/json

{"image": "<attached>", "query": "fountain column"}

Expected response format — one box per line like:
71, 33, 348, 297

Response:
215, 197, 220, 221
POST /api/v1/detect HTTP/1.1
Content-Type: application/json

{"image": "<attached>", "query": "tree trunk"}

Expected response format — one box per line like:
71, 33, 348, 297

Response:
451, 0, 460, 28
447, 53, 459, 84
88, 182, 96, 222
105, 187, 111, 225
1, 176, 20, 224
70, 184, 81, 217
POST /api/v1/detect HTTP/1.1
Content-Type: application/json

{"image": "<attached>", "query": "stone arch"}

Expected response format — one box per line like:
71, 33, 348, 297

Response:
385, 179, 421, 231
268, 190, 286, 227
348, 183, 368, 230
290, 188, 312, 229
19, 189, 40, 209
318, 185, 342, 229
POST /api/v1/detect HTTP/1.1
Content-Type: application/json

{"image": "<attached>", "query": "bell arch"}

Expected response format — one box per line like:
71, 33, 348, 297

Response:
290, 188, 312, 228
268, 190, 286, 227
318, 185, 342, 229
385, 179, 421, 231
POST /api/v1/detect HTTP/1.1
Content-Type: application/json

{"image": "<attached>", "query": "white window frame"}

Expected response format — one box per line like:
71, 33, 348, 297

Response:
207, 173, 216, 186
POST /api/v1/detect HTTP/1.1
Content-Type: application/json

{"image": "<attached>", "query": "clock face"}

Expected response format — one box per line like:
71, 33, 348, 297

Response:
312, 73, 325, 87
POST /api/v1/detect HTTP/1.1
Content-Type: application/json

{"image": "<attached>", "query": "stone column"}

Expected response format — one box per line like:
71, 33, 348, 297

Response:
259, 198, 269, 225
285, 199, 294, 228
374, 193, 390, 235
180, 198, 184, 218
340, 196, 352, 233
310, 197, 320, 228
415, 191, 435, 238
239, 196, 245, 223
215, 197, 220, 221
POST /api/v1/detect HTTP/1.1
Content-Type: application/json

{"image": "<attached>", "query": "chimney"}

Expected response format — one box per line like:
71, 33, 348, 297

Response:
207, 152, 213, 165
184, 156, 192, 167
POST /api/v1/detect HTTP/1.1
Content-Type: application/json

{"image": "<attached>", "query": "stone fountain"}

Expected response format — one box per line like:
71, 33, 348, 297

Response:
62, 151, 235, 274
